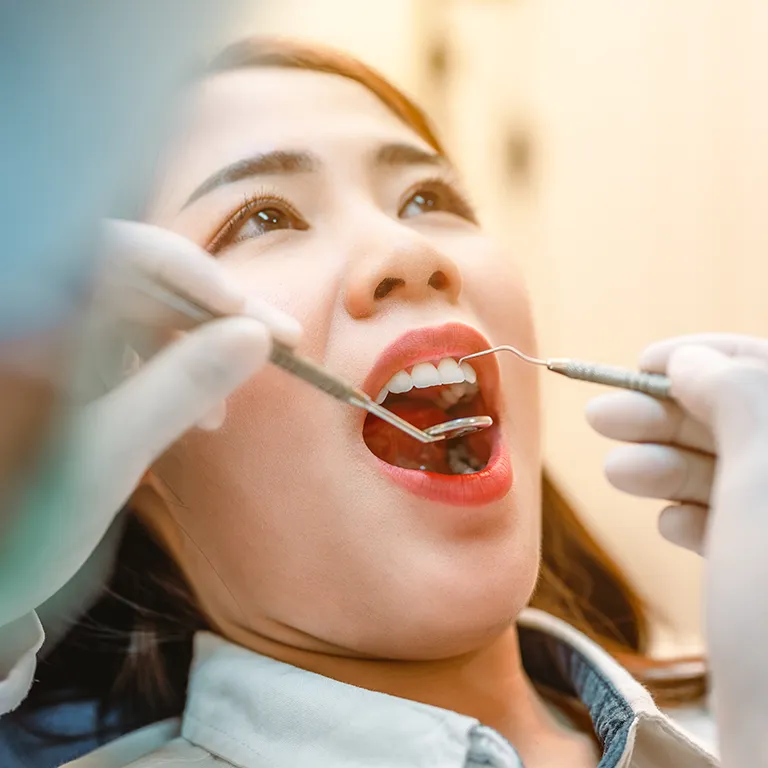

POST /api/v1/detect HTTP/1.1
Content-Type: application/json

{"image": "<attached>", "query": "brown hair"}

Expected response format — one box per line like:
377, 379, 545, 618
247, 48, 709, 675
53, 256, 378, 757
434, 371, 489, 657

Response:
12, 36, 704, 749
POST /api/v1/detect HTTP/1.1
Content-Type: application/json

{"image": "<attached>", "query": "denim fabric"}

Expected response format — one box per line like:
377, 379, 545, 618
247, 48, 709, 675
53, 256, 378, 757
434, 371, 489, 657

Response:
553, 641, 634, 767
460, 627, 636, 767
0, 700, 120, 768
517, 625, 636, 768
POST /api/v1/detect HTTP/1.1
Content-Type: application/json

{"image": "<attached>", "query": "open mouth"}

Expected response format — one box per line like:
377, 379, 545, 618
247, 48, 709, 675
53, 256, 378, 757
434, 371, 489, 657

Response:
363, 356, 495, 474
359, 324, 511, 507
360, 322, 505, 483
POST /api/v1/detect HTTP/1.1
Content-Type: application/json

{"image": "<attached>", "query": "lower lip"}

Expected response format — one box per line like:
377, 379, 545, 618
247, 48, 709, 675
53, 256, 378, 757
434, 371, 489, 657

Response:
366, 426, 513, 507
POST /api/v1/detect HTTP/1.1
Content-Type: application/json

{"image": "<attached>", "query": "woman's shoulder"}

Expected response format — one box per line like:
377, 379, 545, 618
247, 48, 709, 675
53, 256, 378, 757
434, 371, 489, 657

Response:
60, 718, 213, 767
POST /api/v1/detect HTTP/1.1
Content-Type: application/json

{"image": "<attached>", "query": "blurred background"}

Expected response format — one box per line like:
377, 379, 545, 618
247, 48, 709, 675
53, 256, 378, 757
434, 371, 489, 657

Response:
210, 0, 768, 656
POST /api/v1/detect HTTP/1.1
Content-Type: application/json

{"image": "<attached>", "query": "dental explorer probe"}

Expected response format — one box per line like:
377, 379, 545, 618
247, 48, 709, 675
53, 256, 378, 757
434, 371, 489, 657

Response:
459, 346, 672, 399
123, 276, 493, 443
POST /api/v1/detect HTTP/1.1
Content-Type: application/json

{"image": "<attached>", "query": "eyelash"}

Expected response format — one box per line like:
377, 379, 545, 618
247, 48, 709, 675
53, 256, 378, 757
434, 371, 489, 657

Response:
399, 176, 478, 223
207, 189, 302, 254
207, 176, 478, 254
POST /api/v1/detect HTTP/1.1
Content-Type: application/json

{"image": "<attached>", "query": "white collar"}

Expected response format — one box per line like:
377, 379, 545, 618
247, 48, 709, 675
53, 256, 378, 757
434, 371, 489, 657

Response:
179, 609, 717, 768
182, 632, 483, 767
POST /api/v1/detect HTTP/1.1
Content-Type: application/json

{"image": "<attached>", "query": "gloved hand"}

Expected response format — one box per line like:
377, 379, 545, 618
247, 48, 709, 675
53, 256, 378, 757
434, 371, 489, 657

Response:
586, 333, 768, 767
0, 219, 301, 629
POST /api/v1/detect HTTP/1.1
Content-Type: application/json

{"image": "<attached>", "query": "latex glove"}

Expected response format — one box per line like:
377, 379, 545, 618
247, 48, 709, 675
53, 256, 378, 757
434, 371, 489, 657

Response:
586, 333, 768, 766
0, 219, 301, 628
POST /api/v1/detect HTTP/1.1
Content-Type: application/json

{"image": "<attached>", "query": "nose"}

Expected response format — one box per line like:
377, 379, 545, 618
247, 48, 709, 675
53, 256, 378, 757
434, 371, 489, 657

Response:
344, 233, 462, 319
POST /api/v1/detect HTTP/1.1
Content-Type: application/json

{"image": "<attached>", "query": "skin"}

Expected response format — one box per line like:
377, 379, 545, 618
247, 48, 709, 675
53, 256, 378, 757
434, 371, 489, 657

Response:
134, 67, 599, 765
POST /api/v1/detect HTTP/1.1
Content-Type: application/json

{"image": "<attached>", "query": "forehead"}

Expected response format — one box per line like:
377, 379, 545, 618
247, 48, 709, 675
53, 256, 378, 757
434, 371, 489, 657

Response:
156, 68, 432, 213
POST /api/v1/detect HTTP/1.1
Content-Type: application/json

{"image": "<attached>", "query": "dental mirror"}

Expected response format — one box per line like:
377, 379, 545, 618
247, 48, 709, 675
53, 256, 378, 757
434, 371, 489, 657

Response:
423, 415, 494, 441
358, 397, 493, 443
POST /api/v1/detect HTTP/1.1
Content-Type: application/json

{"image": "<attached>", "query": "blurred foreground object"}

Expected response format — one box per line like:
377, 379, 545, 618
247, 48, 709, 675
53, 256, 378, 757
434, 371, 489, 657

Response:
0, 1, 249, 636
0, 0, 240, 512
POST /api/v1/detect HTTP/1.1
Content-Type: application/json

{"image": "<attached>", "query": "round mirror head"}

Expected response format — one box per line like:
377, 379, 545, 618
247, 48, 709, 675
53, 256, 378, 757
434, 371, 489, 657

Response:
423, 415, 493, 441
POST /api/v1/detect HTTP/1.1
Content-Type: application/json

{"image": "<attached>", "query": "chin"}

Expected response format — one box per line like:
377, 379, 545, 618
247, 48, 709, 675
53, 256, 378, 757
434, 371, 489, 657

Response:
353, 552, 541, 660
364, 606, 524, 661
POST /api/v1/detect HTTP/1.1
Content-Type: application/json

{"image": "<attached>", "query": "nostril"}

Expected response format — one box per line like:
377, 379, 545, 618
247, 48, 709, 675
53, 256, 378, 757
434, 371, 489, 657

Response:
428, 270, 449, 291
374, 277, 405, 300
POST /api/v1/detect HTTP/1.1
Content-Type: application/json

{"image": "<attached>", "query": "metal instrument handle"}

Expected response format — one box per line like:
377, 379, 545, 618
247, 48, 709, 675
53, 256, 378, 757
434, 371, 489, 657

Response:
270, 340, 363, 403
547, 359, 672, 399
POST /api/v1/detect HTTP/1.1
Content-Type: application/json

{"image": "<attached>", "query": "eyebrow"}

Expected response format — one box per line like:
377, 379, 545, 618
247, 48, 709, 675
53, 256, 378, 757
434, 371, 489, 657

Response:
181, 142, 448, 209
182, 150, 317, 208
374, 142, 447, 170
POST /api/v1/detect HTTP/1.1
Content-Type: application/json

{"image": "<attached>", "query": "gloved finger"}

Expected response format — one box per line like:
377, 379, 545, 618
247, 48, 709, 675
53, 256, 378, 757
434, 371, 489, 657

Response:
586, 391, 715, 454
78, 323, 173, 402
121, 338, 228, 431
126, 325, 171, 363
120, 330, 230, 434
667, 346, 768, 446
100, 219, 302, 345
639, 333, 768, 374
240, 295, 303, 347
658, 504, 708, 555
99, 220, 243, 327
196, 400, 227, 431
85, 316, 271, 478
604, 443, 714, 505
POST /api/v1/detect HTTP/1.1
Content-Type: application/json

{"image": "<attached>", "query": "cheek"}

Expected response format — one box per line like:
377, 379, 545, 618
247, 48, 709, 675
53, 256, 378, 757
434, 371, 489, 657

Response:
150, 367, 358, 613
159, 371, 327, 538
472, 264, 535, 350
217, 244, 342, 341
145, 245, 358, 628
441, 235, 537, 350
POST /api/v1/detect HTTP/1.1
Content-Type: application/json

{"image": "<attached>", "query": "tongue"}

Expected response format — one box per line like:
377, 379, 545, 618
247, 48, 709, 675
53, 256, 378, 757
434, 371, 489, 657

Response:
363, 400, 451, 473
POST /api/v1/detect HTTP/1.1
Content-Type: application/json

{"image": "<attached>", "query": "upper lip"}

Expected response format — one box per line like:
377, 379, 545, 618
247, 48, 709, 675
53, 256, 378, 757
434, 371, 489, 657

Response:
361, 322, 502, 414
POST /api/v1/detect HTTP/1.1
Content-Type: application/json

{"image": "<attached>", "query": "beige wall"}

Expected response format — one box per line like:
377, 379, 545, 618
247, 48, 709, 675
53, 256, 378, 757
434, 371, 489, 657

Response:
218, 0, 768, 654
533, 0, 768, 654
439, 0, 768, 654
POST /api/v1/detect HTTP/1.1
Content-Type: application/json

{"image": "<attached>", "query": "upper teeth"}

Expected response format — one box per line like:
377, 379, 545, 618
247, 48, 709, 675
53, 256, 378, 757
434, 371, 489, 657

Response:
375, 357, 478, 405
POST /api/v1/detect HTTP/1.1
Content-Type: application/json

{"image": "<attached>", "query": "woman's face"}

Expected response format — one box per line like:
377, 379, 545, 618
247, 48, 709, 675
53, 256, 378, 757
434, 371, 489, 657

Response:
142, 66, 541, 659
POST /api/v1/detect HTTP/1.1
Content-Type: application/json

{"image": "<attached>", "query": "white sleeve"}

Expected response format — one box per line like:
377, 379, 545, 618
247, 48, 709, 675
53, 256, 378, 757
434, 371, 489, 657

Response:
0, 610, 44, 716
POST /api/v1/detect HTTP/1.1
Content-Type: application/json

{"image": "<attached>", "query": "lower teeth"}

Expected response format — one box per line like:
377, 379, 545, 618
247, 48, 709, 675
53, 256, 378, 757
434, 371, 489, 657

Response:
447, 441, 484, 475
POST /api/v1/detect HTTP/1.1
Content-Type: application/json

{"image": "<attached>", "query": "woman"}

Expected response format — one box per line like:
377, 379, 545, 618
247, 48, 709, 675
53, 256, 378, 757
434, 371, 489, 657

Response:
6, 38, 718, 767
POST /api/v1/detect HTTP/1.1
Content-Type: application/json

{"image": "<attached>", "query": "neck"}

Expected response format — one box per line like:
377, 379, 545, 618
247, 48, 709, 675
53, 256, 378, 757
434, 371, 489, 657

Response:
223, 622, 599, 767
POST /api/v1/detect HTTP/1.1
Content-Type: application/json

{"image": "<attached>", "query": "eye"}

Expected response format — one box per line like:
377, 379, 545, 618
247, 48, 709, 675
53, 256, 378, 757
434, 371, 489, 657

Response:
398, 179, 478, 224
241, 207, 296, 236
208, 195, 308, 253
